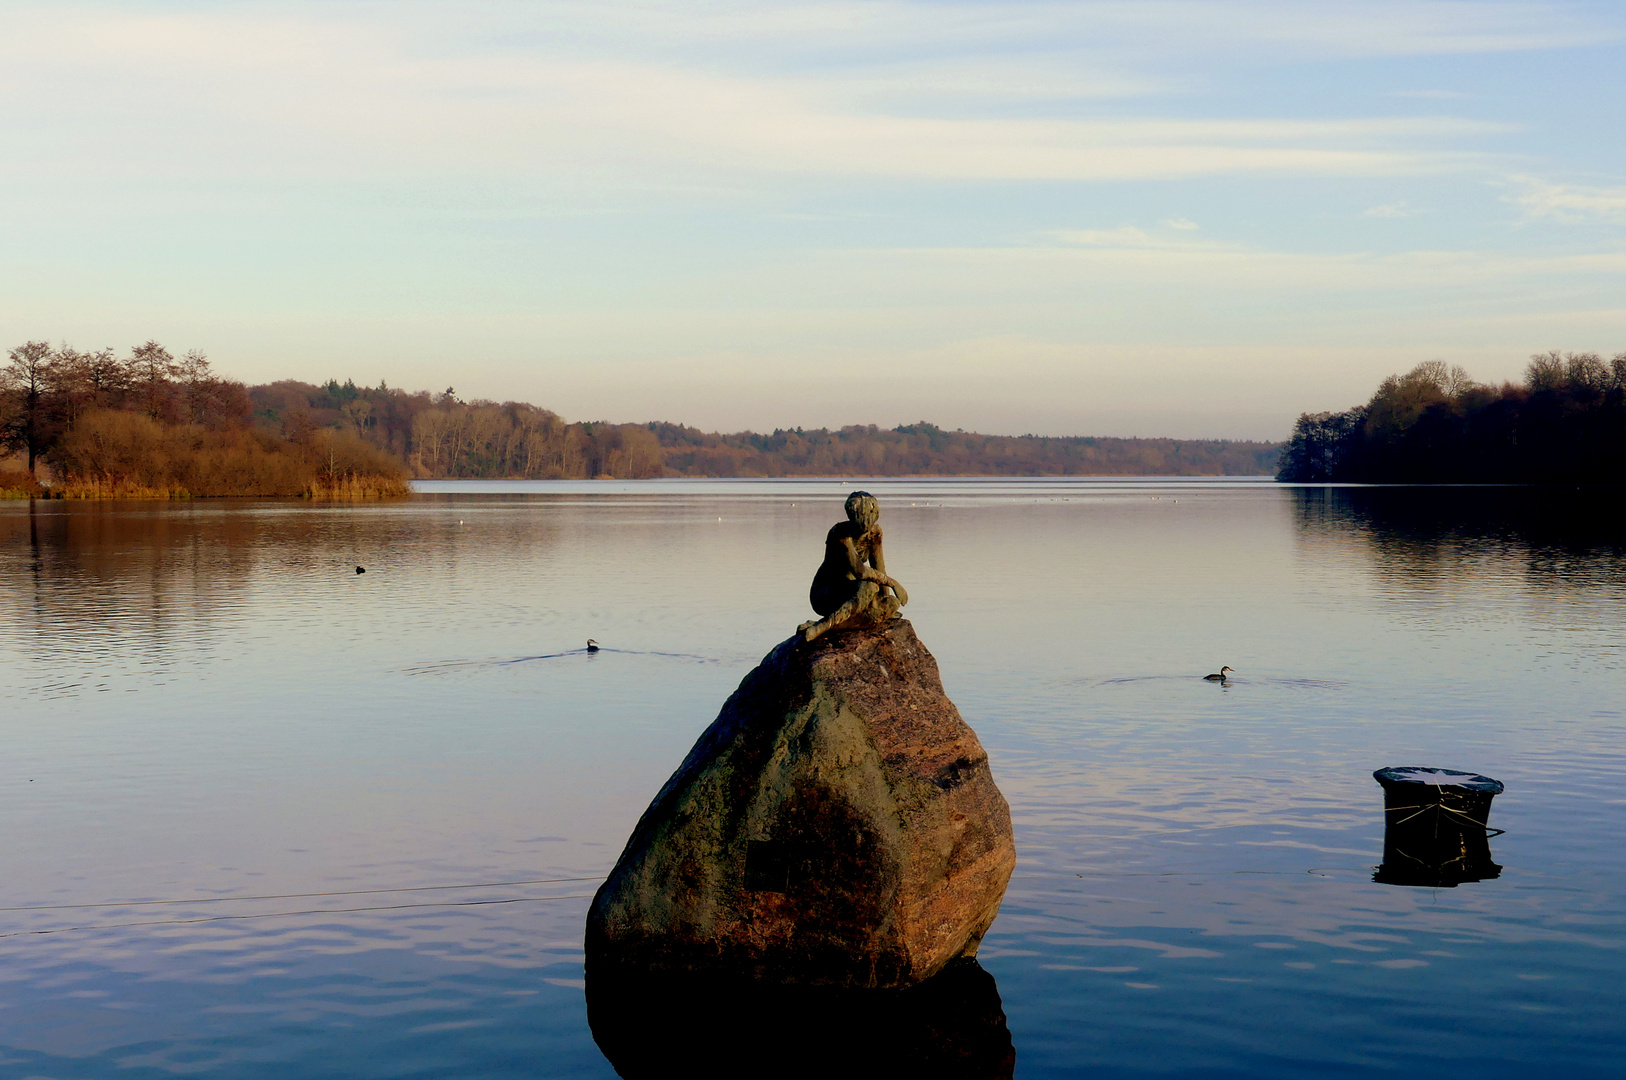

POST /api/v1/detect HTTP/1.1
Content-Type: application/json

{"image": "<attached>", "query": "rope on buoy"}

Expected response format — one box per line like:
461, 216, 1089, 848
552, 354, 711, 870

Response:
1383, 802, 1505, 836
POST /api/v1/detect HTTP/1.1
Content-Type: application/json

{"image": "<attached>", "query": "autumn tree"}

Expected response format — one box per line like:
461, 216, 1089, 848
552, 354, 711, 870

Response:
50, 347, 128, 428
0, 341, 60, 474
1276, 408, 1367, 481
127, 340, 182, 421
1278, 350, 1626, 483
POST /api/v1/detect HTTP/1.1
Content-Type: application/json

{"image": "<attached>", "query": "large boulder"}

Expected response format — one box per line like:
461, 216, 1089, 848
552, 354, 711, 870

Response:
586, 619, 1016, 989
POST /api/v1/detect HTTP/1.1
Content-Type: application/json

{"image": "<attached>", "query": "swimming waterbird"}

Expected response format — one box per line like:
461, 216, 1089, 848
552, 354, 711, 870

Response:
355, 566, 366, 574
1204, 666, 1234, 681
586, 639, 600, 653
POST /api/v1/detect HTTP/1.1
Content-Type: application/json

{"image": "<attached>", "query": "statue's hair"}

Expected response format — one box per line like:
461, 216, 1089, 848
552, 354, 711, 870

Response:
844, 490, 879, 528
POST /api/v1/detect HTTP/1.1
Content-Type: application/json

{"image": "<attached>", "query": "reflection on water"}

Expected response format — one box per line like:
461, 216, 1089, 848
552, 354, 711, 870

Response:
1293, 486, 1626, 591
587, 958, 1014, 1079
3, 480, 1625, 1078
1374, 812, 1503, 889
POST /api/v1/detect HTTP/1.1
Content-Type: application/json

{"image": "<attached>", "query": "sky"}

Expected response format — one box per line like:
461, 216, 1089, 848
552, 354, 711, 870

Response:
2, 1, 1624, 439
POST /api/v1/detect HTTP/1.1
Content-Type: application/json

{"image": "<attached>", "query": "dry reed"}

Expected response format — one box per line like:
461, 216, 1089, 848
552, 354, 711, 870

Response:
305, 474, 413, 499
0, 470, 45, 499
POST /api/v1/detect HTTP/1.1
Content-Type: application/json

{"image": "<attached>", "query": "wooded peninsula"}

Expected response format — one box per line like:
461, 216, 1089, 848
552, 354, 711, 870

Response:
1278, 351, 1626, 484
1, 340, 1278, 497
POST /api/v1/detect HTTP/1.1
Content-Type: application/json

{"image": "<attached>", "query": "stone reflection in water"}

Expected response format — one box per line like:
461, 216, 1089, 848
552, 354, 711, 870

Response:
586, 957, 1015, 1079
1373, 767, 1505, 888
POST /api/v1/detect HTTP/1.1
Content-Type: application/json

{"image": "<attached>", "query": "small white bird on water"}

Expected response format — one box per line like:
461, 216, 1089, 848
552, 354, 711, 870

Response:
1204, 665, 1235, 681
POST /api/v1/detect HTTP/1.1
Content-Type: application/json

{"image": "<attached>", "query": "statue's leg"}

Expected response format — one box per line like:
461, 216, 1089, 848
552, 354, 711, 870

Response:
802, 582, 879, 642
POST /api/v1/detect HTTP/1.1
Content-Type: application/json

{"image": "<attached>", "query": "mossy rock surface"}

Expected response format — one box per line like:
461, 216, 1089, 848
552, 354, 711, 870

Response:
587, 619, 1015, 988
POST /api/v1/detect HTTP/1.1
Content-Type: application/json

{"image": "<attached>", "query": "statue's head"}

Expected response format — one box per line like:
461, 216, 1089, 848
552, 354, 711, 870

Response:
844, 490, 880, 530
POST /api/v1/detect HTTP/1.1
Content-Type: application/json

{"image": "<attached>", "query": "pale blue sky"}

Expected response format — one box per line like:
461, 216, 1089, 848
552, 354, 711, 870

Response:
3, 1, 1623, 438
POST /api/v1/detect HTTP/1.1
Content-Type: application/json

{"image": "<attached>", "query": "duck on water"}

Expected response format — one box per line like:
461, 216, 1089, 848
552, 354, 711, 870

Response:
1204, 666, 1235, 681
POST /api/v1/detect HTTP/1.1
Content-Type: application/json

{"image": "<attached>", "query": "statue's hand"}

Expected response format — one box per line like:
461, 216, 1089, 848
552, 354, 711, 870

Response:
891, 581, 909, 606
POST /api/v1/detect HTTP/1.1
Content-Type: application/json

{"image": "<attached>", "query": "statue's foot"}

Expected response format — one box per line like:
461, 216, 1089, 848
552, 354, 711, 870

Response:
801, 620, 832, 643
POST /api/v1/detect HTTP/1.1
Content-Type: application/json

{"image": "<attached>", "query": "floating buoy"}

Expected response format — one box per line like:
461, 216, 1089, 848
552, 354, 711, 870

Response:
1372, 766, 1505, 887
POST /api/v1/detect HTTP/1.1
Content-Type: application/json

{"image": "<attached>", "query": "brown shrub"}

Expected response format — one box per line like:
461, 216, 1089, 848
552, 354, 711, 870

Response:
50, 409, 409, 498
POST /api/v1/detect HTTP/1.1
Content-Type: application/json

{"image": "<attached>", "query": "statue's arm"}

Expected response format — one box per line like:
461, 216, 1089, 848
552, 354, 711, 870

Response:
840, 537, 882, 581
859, 530, 909, 606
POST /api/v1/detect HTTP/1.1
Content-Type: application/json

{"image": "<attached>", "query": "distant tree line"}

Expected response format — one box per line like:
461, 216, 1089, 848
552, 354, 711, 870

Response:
4, 338, 1281, 497
0, 342, 406, 498
248, 380, 1278, 479
1278, 352, 1626, 484
649, 422, 1278, 477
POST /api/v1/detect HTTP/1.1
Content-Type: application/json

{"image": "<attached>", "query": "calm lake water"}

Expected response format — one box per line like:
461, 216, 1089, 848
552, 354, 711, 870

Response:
2, 479, 1623, 1078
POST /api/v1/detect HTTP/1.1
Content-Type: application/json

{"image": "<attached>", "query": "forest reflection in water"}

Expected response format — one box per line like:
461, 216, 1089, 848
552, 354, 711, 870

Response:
1292, 485, 1626, 594
2, 481, 1624, 1079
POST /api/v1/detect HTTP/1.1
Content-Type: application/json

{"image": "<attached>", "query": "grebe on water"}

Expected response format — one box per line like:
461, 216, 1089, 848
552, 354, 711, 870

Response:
1204, 666, 1234, 681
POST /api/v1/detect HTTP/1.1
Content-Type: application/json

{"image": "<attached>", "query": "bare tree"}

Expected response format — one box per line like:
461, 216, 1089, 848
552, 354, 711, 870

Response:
0, 341, 59, 474
1525, 350, 1567, 393
178, 349, 215, 423
127, 341, 181, 420
45, 346, 94, 430
410, 409, 451, 474
1564, 352, 1610, 397
53, 347, 129, 417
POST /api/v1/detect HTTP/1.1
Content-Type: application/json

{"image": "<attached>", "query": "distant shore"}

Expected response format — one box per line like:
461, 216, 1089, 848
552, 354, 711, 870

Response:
4, 341, 1279, 496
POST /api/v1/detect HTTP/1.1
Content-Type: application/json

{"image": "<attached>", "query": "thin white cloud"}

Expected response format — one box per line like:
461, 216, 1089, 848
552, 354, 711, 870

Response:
1055, 226, 1160, 247
439, 1, 1614, 62
1364, 201, 1420, 217
0, 9, 1513, 185
814, 57, 1165, 107
801, 232, 1626, 303
1507, 175, 1626, 224
1051, 226, 1224, 249
1387, 89, 1472, 99
1163, 218, 1201, 230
